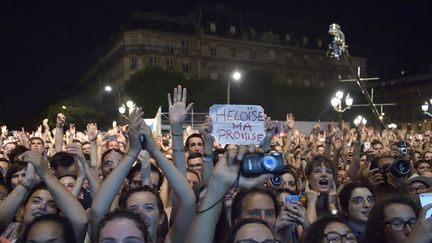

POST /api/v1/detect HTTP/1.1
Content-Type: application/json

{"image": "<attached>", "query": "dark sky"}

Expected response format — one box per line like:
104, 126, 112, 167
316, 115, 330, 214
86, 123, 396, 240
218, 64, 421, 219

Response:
1, 1, 431, 128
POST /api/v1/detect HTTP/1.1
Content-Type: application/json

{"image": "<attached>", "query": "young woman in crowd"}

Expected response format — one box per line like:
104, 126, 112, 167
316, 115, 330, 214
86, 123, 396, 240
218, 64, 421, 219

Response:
302, 216, 358, 243
0, 151, 87, 242
227, 218, 279, 243
20, 214, 76, 243
363, 195, 418, 243
339, 182, 374, 241
97, 210, 149, 243
304, 156, 339, 224
91, 106, 195, 243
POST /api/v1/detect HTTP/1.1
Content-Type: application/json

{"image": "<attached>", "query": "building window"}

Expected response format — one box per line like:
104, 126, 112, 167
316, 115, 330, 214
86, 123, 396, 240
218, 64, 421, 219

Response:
317, 38, 323, 47
129, 56, 137, 69
302, 36, 308, 45
210, 22, 216, 33
230, 48, 236, 58
251, 49, 257, 59
210, 47, 217, 56
150, 57, 158, 65
229, 25, 236, 35
166, 41, 174, 53
166, 59, 175, 70
181, 40, 189, 55
269, 50, 275, 59
182, 60, 190, 72
210, 71, 218, 80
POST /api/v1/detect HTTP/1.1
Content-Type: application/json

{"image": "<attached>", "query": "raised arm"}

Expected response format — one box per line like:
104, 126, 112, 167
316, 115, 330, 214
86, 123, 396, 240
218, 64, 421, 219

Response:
283, 113, 295, 162
139, 150, 152, 187
55, 113, 65, 152
186, 146, 272, 243
0, 163, 39, 232
23, 150, 88, 243
141, 118, 195, 243
168, 85, 193, 175
90, 108, 143, 240
200, 115, 215, 180
261, 114, 276, 152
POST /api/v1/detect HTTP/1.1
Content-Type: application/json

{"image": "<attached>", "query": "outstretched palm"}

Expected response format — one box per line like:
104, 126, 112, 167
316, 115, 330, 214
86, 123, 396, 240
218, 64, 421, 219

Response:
168, 85, 193, 126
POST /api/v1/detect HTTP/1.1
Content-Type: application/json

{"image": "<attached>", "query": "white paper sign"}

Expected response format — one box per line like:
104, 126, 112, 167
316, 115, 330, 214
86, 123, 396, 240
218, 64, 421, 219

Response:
210, 104, 265, 145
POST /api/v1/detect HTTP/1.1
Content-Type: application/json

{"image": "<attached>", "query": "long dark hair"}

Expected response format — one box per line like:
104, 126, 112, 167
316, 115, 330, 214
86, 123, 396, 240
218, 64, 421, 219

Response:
302, 216, 350, 243
363, 195, 419, 243
20, 214, 76, 243
227, 218, 273, 243
97, 209, 148, 243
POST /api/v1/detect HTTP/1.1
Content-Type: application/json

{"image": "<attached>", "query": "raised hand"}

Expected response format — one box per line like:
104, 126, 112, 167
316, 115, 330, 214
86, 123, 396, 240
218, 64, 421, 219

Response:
212, 146, 273, 190
69, 123, 76, 136
128, 108, 144, 152
167, 85, 193, 127
86, 123, 98, 142
56, 113, 66, 128
286, 113, 295, 131
200, 115, 214, 142
22, 150, 50, 178
66, 143, 86, 161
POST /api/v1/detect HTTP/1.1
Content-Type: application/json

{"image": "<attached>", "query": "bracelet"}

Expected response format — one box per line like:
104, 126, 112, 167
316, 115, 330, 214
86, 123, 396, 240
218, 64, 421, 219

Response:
19, 181, 31, 191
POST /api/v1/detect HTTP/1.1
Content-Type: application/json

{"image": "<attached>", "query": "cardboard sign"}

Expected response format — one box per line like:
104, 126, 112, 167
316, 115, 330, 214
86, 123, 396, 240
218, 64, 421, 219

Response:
210, 104, 265, 145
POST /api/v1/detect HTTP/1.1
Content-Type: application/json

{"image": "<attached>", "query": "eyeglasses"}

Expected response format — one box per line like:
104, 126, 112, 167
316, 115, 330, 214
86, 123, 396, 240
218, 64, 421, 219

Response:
324, 232, 357, 243
384, 219, 416, 231
350, 196, 374, 205
409, 185, 427, 193
236, 239, 281, 243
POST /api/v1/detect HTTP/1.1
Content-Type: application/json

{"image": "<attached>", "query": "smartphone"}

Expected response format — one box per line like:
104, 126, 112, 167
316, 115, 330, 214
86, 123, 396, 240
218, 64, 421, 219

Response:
107, 134, 117, 141
420, 192, 432, 218
284, 195, 300, 204
363, 141, 371, 152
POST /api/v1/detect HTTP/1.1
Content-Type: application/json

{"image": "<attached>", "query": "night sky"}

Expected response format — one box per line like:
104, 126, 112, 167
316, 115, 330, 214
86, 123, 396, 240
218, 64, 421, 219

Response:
1, 1, 431, 128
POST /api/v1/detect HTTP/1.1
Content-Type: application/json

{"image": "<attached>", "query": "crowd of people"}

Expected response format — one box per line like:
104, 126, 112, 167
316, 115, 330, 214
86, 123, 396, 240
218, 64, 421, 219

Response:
1, 84, 432, 243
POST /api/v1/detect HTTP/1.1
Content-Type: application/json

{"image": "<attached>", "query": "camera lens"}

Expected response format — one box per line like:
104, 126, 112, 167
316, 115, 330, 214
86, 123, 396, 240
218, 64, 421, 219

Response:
262, 155, 277, 171
270, 176, 283, 186
392, 159, 411, 177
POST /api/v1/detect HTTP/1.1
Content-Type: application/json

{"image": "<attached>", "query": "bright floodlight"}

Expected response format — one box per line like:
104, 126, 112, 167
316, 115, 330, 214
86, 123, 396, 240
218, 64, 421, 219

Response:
61, 106, 67, 110
119, 106, 126, 114
388, 123, 397, 129
331, 97, 340, 107
232, 71, 242, 80
345, 94, 353, 106
126, 100, 135, 108
104, 85, 112, 92
422, 102, 429, 112
335, 91, 344, 99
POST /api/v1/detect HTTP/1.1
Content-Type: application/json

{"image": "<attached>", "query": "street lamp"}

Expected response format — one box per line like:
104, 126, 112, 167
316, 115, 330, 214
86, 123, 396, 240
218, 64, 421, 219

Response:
227, 71, 242, 104
421, 100, 432, 117
104, 85, 112, 92
353, 115, 367, 126
331, 91, 353, 128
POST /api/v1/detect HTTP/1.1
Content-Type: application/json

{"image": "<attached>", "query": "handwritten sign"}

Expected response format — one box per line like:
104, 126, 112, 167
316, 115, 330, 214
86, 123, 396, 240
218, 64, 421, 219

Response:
210, 104, 265, 145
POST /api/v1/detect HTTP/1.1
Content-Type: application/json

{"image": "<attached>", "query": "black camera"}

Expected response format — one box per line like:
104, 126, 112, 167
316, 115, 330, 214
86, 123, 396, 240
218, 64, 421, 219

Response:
241, 152, 284, 177
381, 159, 411, 178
